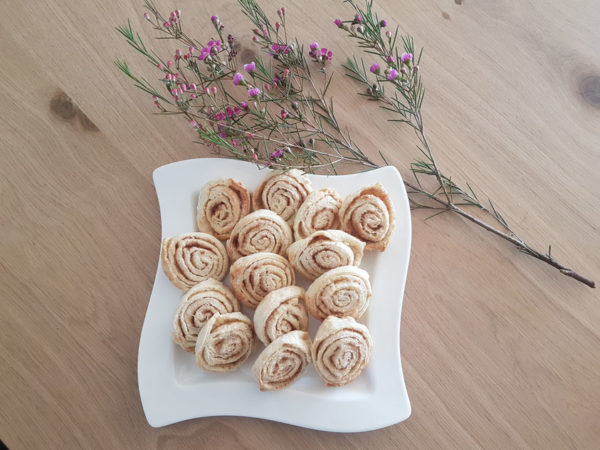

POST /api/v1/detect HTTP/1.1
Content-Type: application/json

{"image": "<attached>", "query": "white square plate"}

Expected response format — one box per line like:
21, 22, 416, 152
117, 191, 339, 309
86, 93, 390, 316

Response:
138, 158, 411, 431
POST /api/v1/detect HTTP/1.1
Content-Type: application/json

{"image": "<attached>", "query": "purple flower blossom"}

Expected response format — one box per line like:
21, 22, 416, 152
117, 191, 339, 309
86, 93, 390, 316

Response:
226, 107, 235, 117
354, 14, 363, 24
198, 47, 210, 60
334, 19, 342, 28
387, 69, 399, 81
210, 15, 219, 23
240, 101, 248, 109
272, 43, 280, 52
233, 72, 244, 85
270, 148, 284, 159
248, 87, 261, 97
309, 42, 319, 50
280, 109, 288, 119
219, 131, 227, 138
401, 52, 413, 63
244, 61, 256, 72
380, 19, 387, 27
386, 55, 394, 63
370, 63, 380, 73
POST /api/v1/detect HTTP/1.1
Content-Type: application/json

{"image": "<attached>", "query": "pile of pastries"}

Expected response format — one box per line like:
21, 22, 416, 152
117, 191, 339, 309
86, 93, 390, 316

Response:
161, 169, 395, 391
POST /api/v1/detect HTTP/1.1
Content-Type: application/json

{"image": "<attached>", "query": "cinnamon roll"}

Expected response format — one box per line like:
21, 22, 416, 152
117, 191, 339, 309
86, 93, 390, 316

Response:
226, 209, 293, 261
195, 312, 254, 372
229, 252, 295, 309
287, 230, 365, 280
252, 169, 312, 223
161, 232, 229, 290
196, 178, 251, 239
339, 183, 395, 251
253, 286, 309, 346
172, 279, 240, 352
305, 266, 371, 321
293, 188, 342, 240
252, 331, 312, 391
311, 316, 373, 386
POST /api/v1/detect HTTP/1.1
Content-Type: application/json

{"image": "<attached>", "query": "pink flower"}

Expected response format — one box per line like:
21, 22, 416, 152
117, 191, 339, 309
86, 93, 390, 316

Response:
233, 73, 244, 85
167, 60, 173, 67
386, 55, 394, 63
232, 139, 240, 147
270, 148, 284, 159
240, 101, 248, 109
252, 153, 258, 160
401, 52, 413, 63
144, 12, 151, 21
156, 63, 163, 70
190, 83, 197, 91
163, 21, 170, 28
386, 30, 392, 38
190, 94, 197, 99
309, 42, 319, 50
283, 68, 290, 77
354, 14, 363, 24
244, 61, 256, 72
248, 87, 261, 97
175, 49, 182, 59
387, 69, 399, 81
271, 43, 280, 52
190, 120, 198, 128
211, 86, 218, 95
198, 48, 210, 60
276, 21, 281, 30
281, 109, 288, 119
370, 63, 380, 74
334, 19, 342, 28
211, 15, 219, 23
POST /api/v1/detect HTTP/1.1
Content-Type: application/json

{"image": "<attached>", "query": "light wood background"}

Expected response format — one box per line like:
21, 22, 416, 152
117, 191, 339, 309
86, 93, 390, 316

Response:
1, 0, 599, 448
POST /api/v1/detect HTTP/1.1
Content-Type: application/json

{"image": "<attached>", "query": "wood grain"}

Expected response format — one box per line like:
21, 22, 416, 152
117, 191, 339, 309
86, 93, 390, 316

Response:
1, 0, 599, 448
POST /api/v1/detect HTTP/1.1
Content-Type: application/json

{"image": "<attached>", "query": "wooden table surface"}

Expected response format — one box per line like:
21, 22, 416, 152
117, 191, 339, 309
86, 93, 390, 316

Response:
1, 0, 599, 448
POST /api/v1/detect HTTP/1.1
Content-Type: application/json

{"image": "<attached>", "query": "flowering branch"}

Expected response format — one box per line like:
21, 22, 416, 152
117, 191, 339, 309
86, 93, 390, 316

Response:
115, 0, 594, 288
337, 0, 594, 288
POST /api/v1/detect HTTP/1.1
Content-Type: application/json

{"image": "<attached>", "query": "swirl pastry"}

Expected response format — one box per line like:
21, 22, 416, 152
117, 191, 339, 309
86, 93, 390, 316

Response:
305, 266, 371, 321
252, 330, 312, 391
253, 286, 309, 346
252, 169, 312, 223
339, 183, 395, 251
172, 279, 240, 352
226, 209, 293, 261
161, 232, 229, 290
196, 178, 251, 239
311, 316, 373, 387
195, 312, 255, 372
230, 252, 295, 309
293, 188, 342, 240
287, 230, 365, 280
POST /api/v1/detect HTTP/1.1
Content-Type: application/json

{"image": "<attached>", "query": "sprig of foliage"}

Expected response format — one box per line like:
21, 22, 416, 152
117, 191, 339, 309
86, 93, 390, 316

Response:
338, 0, 594, 287
115, 0, 594, 288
